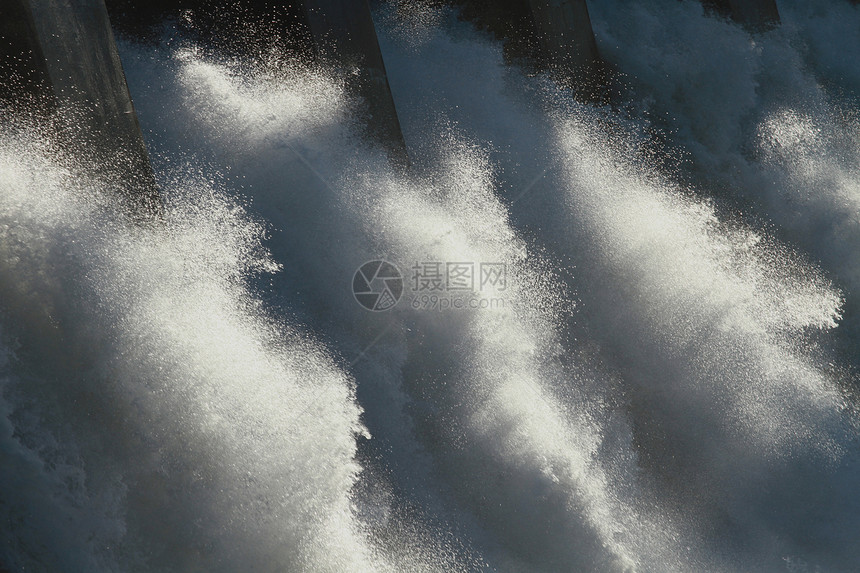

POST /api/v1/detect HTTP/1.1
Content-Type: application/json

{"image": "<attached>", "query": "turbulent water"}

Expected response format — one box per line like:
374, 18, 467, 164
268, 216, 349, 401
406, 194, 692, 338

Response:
2, 0, 860, 571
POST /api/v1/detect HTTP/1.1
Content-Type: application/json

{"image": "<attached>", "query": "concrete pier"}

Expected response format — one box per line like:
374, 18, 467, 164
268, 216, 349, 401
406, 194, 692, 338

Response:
302, 0, 408, 164
527, 0, 600, 81
704, 0, 780, 30
0, 1, 52, 106
451, 0, 607, 101
106, 0, 408, 165
0, 0, 159, 213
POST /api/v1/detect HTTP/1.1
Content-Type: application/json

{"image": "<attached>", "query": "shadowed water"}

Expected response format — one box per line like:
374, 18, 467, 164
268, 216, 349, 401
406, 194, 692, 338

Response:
1, 1, 860, 571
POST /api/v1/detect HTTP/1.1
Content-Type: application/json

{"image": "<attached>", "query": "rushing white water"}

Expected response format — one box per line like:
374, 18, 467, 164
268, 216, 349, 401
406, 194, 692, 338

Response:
1, 1, 860, 571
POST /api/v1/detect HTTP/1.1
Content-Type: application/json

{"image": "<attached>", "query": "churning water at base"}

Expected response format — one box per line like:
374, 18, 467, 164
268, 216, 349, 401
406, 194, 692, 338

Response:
2, 1, 860, 571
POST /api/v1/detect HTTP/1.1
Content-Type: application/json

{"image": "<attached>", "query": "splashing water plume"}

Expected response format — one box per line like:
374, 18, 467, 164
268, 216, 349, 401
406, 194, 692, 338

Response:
2, 1, 860, 572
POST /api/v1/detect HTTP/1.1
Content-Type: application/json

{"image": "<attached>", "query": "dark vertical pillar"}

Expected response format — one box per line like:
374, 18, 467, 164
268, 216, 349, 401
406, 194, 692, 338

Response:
0, 1, 53, 106
103, 0, 408, 165
450, 0, 606, 101
0, 0, 159, 213
704, 0, 780, 30
450, 0, 543, 64
303, 0, 408, 165
527, 0, 600, 80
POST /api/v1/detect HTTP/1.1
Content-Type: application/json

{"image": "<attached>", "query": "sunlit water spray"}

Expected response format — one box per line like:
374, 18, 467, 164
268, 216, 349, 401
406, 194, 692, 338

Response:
0, 117, 410, 571
2, 1, 860, 572
587, 0, 860, 342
